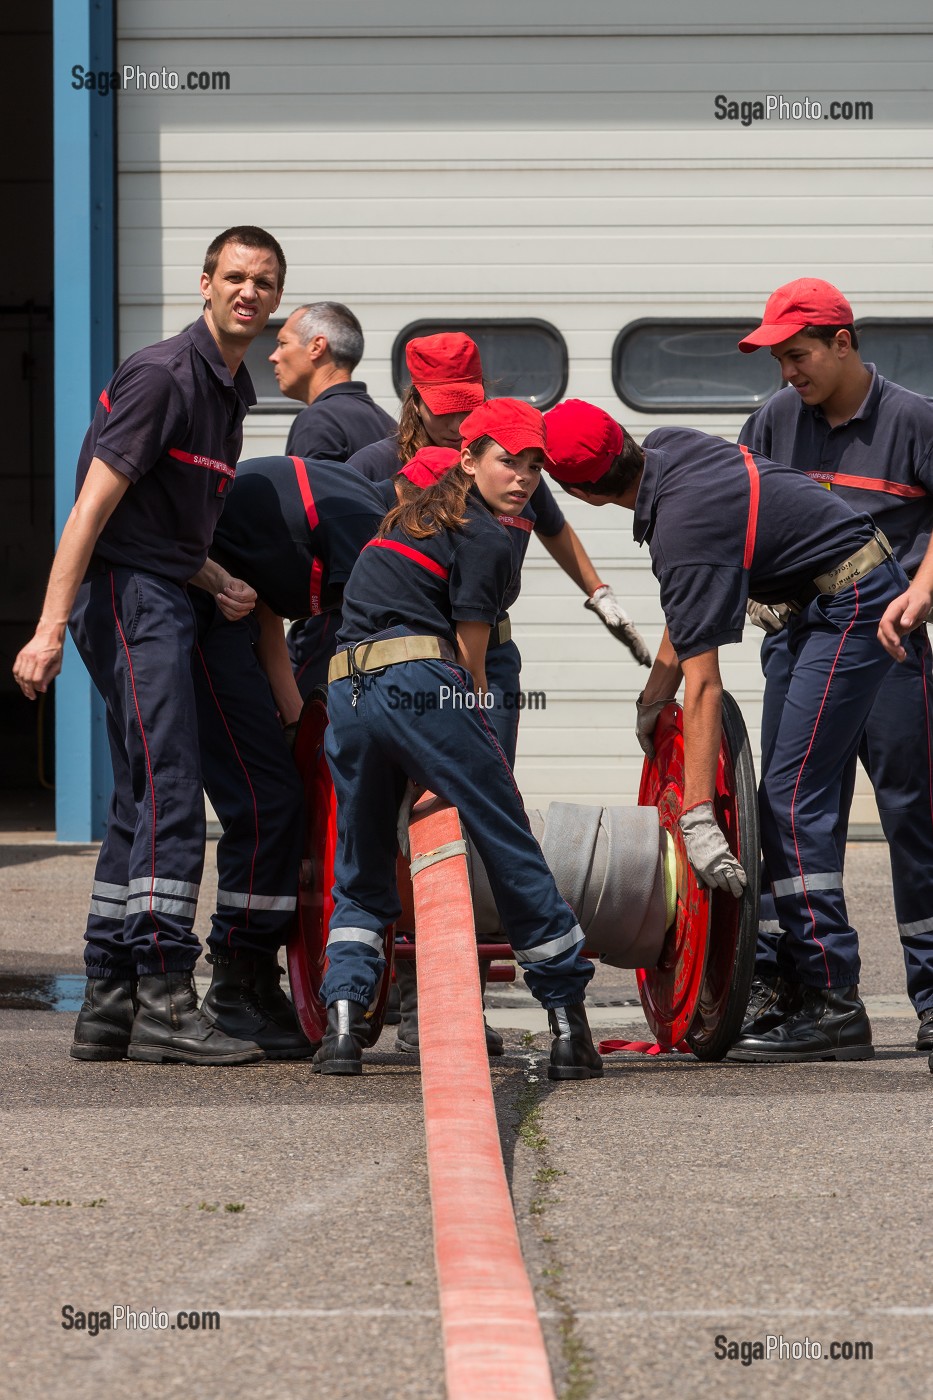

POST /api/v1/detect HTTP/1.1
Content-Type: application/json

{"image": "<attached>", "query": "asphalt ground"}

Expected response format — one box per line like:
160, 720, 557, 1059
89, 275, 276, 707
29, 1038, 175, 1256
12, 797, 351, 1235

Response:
0, 830, 930, 1400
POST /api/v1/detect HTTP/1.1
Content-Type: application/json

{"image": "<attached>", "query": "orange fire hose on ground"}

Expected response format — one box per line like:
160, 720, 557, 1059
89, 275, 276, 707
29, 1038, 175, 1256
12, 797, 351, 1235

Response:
407, 791, 558, 1400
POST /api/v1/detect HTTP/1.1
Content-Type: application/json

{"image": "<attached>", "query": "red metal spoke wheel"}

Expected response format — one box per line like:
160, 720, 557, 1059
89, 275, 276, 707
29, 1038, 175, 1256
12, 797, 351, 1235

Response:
637, 691, 760, 1058
286, 693, 394, 1046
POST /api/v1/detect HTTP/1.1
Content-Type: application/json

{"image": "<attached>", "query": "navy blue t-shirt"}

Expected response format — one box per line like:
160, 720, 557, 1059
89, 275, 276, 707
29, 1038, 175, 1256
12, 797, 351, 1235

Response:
636, 427, 877, 661
211, 456, 389, 619
284, 382, 396, 462
337, 489, 514, 648
346, 434, 403, 482
368, 475, 552, 617
77, 317, 255, 583
740, 366, 933, 576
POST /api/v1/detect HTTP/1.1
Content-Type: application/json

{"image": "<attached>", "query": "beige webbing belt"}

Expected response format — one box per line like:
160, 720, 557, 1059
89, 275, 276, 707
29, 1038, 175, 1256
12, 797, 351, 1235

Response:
787, 531, 893, 612
328, 635, 457, 683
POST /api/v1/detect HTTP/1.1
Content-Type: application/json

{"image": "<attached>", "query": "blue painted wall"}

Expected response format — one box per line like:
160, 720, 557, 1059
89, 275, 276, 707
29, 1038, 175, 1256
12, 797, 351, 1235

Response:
53, 0, 116, 840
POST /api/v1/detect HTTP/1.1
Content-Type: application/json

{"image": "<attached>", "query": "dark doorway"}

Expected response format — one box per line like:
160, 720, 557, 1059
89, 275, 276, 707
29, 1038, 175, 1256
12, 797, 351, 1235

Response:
1, 5, 54, 820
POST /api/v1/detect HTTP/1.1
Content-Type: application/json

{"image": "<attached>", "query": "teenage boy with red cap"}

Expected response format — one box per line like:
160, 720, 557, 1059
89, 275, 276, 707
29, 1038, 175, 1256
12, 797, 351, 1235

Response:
314, 398, 601, 1078
543, 398, 908, 1062
737, 278, 933, 1052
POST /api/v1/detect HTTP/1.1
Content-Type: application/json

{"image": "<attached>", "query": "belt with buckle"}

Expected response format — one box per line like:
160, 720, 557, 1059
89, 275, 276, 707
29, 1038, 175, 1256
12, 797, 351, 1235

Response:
328, 634, 457, 683
787, 531, 893, 613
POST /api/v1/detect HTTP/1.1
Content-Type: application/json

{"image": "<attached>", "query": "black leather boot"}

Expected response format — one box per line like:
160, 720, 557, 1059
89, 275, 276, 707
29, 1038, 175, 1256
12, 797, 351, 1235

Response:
384, 981, 402, 1025
71, 976, 137, 1061
395, 957, 505, 1056
312, 1000, 371, 1075
916, 1007, 933, 1052
478, 960, 504, 1057
128, 972, 264, 1065
394, 958, 420, 1053
727, 984, 874, 1062
200, 953, 316, 1059
736, 974, 802, 1040
548, 1003, 604, 1081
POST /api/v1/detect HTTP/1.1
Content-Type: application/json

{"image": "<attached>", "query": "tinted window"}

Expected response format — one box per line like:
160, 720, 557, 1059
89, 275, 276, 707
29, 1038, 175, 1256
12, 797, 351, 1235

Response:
393, 319, 567, 408
613, 320, 781, 413
856, 321, 933, 397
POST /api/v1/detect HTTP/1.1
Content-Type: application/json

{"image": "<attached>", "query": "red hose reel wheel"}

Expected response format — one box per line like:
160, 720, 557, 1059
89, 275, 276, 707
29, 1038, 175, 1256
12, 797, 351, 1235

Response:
637, 691, 760, 1059
286, 696, 394, 1046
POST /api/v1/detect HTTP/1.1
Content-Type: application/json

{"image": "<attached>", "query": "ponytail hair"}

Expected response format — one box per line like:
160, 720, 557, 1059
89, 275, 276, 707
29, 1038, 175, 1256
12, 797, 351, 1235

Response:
378, 465, 472, 541
396, 387, 433, 462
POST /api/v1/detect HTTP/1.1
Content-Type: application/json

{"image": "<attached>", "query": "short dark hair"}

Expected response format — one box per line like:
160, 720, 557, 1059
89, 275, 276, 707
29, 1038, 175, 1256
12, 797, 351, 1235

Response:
803, 323, 859, 351
558, 432, 645, 498
202, 226, 287, 290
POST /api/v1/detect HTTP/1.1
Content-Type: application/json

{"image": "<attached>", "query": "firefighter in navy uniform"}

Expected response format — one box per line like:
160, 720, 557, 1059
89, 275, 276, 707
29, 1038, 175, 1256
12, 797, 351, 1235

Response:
12, 227, 285, 1065
314, 399, 602, 1080
190, 454, 392, 1055
346, 330, 652, 722
736, 278, 933, 1051
268, 301, 396, 692
349, 336, 650, 1055
272, 301, 395, 461
544, 399, 909, 1063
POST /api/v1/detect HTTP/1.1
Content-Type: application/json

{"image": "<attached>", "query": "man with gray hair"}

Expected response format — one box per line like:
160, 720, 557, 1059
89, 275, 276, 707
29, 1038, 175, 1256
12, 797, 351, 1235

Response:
271, 301, 395, 460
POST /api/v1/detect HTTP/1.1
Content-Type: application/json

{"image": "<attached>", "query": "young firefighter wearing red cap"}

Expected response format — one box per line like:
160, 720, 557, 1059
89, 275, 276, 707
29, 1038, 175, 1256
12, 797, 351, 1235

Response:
347, 330, 651, 748
543, 399, 910, 1062
350, 334, 648, 1054
737, 279, 933, 1053
313, 398, 602, 1079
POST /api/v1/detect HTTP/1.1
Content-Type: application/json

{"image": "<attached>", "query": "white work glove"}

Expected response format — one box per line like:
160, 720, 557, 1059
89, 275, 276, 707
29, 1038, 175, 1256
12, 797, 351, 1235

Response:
635, 691, 677, 760
746, 600, 791, 634
678, 801, 747, 898
585, 585, 652, 667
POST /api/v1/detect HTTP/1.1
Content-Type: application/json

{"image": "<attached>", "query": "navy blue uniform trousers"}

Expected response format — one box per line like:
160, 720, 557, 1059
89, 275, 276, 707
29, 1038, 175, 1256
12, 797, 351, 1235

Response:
320, 653, 593, 1010
70, 568, 206, 977
757, 604, 933, 1011
380, 634, 523, 942
757, 558, 910, 990
190, 591, 305, 959
484, 637, 523, 767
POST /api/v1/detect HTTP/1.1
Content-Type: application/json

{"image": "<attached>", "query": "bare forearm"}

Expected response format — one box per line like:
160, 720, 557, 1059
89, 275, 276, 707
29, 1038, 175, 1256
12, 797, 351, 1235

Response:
913, 534, 933, 597
641, 627, 682, 704
538, 522, 602, 595
681, 662, 723, 810
189, 557, 229, 595
455, 620, 490, 693
39, 493, 123, 636
255, 602, 304, 724
12, 458, 130, 699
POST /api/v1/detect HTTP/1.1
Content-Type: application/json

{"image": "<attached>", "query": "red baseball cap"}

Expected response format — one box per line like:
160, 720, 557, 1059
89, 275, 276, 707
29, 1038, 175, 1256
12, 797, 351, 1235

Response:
738, 278, 854, 353
459, 397, 554, 464
543, 400, 624, 484
405, 332, 484, 414
398, 445, 460, 489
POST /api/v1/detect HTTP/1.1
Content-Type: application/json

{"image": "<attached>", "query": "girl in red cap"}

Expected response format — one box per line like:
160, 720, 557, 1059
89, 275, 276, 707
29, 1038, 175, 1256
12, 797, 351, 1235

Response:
313, 399, 602, 1080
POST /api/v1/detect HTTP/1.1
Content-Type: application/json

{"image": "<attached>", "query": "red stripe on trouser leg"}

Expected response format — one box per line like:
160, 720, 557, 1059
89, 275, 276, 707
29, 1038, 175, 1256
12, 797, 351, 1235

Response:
196, 643, 260, 948
110, 572, 164, 971
788, 581, 860, 987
